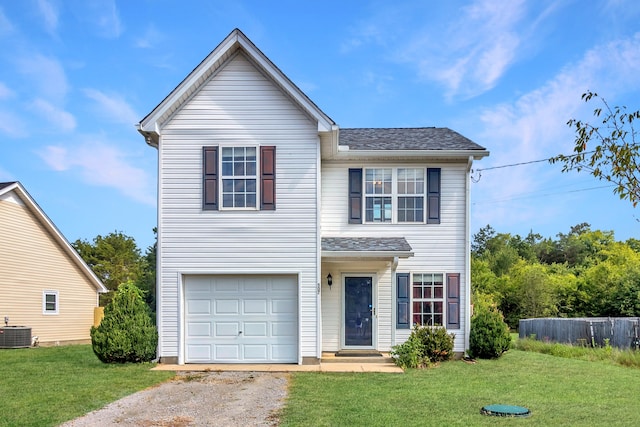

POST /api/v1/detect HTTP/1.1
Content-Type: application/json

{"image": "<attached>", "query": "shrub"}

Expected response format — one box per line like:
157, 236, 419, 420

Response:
468, 302, 511, 359
391, 325, 455, 368
91, 281, 158, 363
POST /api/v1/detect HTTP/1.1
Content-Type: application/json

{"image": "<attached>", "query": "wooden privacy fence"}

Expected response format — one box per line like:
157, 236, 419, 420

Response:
519, 317, 640, 350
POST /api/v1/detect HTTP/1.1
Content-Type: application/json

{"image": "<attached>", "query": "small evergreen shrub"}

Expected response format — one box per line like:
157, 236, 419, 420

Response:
468, 303, 511, 359
391, 325, 455, 368
91, 281, 158, 363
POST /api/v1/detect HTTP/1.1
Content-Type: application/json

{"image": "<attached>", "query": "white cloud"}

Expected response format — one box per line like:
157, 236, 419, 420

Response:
29, 98, 76, 131
16, 54, 68, 103
83, 88, 138, 125
0, 7, 14, 35
82, 0, 123, 38
0, 82, 14, 99
0, 110, 28, 138
470, 32, 640, 231
38, 139, 154, 205
406, 0, 527, 100
134, 24, 164, 49
36, 0, 59, 35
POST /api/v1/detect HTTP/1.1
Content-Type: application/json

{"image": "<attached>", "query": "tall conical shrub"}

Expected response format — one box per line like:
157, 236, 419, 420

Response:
91, 281, 157, 363
469, 301, 511, 359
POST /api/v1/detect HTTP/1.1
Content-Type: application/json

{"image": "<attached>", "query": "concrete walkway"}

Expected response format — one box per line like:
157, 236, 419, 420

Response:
152, 353, 403, 373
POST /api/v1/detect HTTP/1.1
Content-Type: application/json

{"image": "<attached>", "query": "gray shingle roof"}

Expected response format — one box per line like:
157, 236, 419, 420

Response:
322, 237, 412, 252
0, 182, 17, 191
339, 127, 485, 151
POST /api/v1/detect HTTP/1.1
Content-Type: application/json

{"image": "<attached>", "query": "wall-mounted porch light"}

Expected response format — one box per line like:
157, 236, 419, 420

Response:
327, 273, 333, 289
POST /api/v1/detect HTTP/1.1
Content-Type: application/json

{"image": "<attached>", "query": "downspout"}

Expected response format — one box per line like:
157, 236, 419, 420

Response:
465, 156, 473, 354
315, 134, 323, 363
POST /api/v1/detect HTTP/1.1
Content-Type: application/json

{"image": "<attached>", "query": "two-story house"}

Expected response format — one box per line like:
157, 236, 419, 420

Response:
138, 29, 489, 365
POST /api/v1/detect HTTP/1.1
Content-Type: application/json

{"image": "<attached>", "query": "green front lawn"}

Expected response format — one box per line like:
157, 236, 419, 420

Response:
281, 350, 640, 426
4, 345, 640, 426
0, 345, 174, 427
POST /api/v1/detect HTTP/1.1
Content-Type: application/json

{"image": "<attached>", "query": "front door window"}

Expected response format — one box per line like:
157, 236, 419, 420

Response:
344, 277, 373, 347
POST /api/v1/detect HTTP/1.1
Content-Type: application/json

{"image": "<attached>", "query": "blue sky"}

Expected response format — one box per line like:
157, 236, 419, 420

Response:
2, 0, 640, 251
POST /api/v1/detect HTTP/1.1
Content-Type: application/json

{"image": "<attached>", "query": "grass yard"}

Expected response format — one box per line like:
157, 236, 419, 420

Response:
0, 345, 174, 427
280, 350, 640, 426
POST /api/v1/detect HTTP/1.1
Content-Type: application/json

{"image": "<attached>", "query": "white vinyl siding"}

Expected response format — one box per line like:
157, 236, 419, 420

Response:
321, 161, 469, 352
157, 52, 319, 361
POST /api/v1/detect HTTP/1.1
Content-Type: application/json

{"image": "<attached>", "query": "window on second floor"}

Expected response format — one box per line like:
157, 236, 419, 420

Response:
349, 167, 440, 225
221, 147, 257, 208
203, 146, 276, 211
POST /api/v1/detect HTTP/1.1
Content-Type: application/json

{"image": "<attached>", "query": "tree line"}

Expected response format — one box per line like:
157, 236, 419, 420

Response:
72, 230, 156, 312
472, 223, 640, 328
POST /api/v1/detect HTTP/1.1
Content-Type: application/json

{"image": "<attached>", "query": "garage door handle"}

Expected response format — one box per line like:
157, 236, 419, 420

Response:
238, 331, 242, 335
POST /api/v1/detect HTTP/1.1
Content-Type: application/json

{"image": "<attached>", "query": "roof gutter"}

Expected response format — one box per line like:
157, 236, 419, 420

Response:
332, 148, 490, 160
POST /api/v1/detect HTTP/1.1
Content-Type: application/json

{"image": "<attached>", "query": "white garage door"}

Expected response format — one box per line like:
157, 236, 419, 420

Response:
184, 275, 298, 363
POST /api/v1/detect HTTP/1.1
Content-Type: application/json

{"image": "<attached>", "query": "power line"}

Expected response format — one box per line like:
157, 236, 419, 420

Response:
472, 184, 615, 205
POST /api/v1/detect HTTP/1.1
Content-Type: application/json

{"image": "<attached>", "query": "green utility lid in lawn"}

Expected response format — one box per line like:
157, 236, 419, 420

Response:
481, 404, 531, 417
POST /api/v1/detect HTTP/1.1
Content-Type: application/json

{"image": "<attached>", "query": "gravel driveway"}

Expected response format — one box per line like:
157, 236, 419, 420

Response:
59, 371, 289, 427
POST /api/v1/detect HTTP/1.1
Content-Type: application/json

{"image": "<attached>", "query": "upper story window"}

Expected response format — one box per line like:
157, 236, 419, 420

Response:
363, 168, 426, 224
365, 169, 392, 222
203, 146, 276, 211
221, 147, 257, 208
349, 167, 440, 225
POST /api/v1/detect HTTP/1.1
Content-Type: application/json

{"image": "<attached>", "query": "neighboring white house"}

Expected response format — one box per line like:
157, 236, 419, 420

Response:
138, 29, 489, 364
0, 181, 107, 345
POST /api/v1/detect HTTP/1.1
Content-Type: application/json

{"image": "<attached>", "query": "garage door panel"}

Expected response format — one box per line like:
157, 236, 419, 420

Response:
272, 299, 295, 314
243, 299, 267, 314
243, 322, 268, 337
185, 275, 298, 363
187, 345, 212, 361
244, 345, 268, 360
215, 299, 239, 314
187, 322, 211, 337
214, 322, 239, 337
214, 345, 240, 360
187, 300, 211, 315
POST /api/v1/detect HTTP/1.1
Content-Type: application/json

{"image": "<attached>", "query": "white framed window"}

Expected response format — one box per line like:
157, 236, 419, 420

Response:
365, 168, 392, 222
43, 290, 59, 315
364, 168, 425, 223
221, 146, 257, 209
412, 273, 444, 326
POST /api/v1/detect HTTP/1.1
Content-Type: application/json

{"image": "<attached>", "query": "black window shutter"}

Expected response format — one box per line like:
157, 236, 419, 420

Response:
260, 146, 276, 210
427, 168, 441, 224
446, 273, 460, 329
396, 273, 410, 329
203, 146, 218, 210
348, 168, 362, 224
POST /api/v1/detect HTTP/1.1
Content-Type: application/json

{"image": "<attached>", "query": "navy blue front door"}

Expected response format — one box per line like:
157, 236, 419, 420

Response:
345, 277, 373, 347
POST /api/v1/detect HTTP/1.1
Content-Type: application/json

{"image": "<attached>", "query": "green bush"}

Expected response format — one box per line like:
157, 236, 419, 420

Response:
391, 325, 455, 368
91, 281, 158, 363
468, 303, 511, 359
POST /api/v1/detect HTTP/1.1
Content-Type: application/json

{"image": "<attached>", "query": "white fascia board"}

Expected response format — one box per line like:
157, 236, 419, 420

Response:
334, 149, 490, 161
321, 250, 414, 260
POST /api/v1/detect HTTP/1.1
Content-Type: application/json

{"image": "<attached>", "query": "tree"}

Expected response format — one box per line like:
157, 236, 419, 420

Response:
91, 281, 157, 363
551, 91, 640, 206
73, 231, 143, 305
138, 228, 157, 314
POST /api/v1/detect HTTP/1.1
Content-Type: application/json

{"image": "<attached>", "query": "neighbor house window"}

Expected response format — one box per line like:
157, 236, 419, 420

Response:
412, 273, 443, 326
221, 147, 257, 208
43, 290, 59, 315
365, 168, 392, 222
